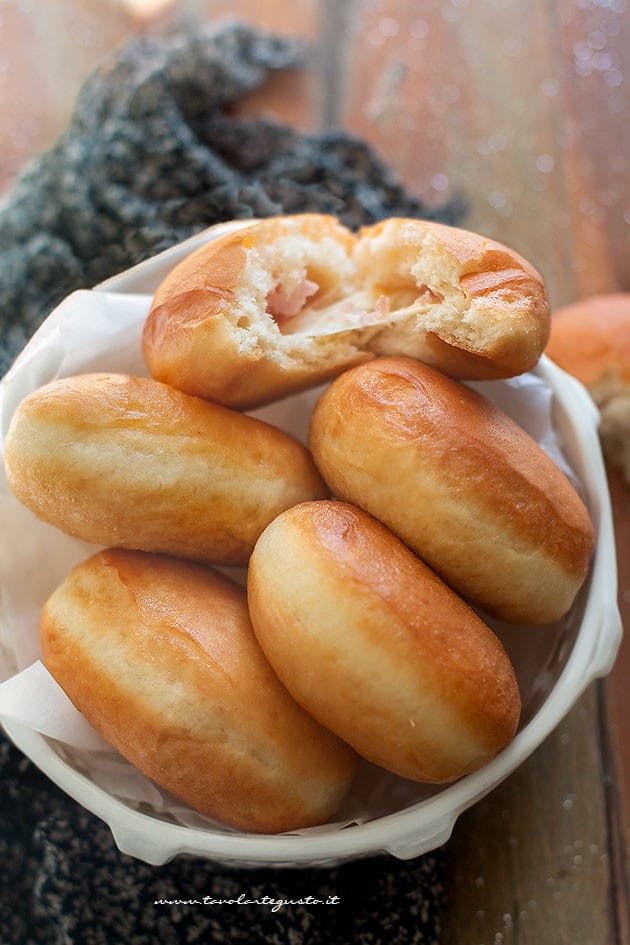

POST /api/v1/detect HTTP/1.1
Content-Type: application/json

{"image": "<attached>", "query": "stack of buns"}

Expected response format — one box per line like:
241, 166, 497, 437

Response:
3, 214, 596, 833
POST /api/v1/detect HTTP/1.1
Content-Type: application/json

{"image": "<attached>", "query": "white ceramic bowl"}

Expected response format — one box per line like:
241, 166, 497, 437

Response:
0, 222, 622, 868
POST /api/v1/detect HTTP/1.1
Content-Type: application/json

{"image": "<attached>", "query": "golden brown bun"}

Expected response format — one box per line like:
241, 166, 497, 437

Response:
143, 215, 371, 409
248, 501, 521, 782
355, 218, 550, 379
4, 373, 327, 566
546, 294, 630, 483
41, 549, 357, 833
143, 214, 550, 409
309, 357, 595, 624
546, 294, 630, 387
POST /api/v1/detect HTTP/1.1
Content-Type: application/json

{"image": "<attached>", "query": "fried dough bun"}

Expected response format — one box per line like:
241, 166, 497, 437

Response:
142, 214, 550, 409
40, 550, 357, 832
546, 293, 630, 484
309, 357, 595, 624
4, 373, 327, 566
248, 501, 521, 782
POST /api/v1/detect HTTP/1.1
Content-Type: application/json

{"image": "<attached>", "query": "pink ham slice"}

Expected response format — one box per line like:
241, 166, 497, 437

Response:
266, 277, 394, 335
267, 279, 320, 324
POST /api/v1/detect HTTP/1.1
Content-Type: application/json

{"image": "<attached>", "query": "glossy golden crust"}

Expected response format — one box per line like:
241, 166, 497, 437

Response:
248, 501, 521, 782
356, 218, 550, 379
309, 357, 595, 624
144, 215, 371, 408
142, 214, 550, 409
4, 373, 328, 566
546, 293, 630, 484
546, 294, 630, 388
40, 550, 357, 832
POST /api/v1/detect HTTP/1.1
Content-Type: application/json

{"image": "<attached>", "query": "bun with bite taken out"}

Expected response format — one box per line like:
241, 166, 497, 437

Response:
143, 214, 551, 409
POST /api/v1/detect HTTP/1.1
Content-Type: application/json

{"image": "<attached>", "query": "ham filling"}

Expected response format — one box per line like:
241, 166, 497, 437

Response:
266, 279, 319, 322
265, 277, 442, 336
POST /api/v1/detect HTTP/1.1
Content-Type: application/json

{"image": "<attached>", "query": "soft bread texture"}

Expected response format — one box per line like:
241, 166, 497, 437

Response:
309, 357, 595, 624
354, 218, 549, 378
546, 293, 630, 484
4, 373, 327, 566
144, 215, 369, 409
143, 214, 550, 409
40, 549, 357, 833
248, 501, 521, 782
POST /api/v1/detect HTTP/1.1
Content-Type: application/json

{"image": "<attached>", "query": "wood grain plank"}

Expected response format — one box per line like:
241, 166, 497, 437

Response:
0, 0, 134, 194
338, 0, 628, 307
600, 680, 630, 945
604, 467, 630, 945
441, 687, 616, 945
338, 0, 569, 302
556, 0, 630, 300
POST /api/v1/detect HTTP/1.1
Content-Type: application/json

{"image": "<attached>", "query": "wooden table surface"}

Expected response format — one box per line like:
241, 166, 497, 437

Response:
2, 1, 629, 942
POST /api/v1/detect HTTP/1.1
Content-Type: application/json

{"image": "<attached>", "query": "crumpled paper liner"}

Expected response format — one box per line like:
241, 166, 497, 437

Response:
0, 254, 586, 835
